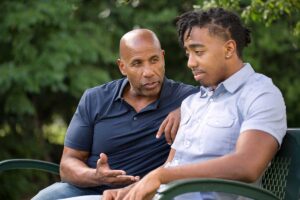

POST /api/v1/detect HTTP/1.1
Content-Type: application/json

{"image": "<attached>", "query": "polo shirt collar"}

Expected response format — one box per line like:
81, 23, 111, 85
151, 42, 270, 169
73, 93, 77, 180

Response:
114, 77, 169, 109
143, 77, 170, 110
115, 78, 129, 101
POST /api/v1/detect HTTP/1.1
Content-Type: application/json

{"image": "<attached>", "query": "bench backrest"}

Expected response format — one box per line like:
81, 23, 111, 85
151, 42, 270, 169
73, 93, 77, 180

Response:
261, 128, 300, 200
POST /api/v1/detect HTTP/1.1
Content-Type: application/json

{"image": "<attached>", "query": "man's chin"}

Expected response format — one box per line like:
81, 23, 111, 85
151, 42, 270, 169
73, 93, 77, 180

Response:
143, 88, 161, 98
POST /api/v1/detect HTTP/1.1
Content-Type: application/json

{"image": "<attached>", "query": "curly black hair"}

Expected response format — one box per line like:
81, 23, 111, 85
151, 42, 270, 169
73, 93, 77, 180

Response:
176, 8, 251, 58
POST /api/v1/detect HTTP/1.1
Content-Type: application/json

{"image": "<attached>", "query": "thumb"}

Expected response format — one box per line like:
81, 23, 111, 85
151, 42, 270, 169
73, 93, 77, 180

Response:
98, 153, 109, 166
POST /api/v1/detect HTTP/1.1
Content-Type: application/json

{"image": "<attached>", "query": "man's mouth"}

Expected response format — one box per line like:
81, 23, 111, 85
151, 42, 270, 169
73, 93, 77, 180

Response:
144, 81, 160, 89
193, 70, 206, 81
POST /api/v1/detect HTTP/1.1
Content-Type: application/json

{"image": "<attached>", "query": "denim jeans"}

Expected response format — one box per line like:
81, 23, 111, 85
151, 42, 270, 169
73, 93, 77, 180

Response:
31, 182, 101, 200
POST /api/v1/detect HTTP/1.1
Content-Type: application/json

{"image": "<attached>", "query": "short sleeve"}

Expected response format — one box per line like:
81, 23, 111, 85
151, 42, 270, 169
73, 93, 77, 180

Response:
240, 87, 287, 146
64, 90, 94, 151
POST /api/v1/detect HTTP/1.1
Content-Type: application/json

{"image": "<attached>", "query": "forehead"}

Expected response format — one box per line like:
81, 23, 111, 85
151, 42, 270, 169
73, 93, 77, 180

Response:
183, 27, 224, 48
123, 42, 161, 61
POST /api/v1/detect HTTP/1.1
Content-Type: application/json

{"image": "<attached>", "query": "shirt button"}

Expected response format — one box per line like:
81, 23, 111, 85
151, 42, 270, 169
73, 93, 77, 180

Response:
133, 117, 137, 120
184, 140, 191, 147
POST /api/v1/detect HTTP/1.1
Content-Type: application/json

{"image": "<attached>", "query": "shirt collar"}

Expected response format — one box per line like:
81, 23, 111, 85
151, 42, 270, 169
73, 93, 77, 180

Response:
199, 63, 255, 97
114, 78, 129, 101
114, 77, 169, 109
222, 63, 255, 93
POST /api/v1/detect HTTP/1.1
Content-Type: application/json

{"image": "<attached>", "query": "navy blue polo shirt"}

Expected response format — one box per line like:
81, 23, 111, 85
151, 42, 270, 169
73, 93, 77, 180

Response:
64, 77, 197, 187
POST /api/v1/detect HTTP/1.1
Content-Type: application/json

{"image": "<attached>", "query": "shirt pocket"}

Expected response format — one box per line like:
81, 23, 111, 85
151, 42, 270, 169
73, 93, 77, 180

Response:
199, 115, 236, 156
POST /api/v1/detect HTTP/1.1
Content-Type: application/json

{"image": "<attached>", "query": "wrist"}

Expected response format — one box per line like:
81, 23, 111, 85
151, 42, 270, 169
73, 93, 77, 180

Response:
151, 167, 167, 184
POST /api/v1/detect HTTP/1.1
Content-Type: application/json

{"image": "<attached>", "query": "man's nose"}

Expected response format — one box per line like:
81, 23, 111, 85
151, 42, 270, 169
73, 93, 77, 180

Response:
143, 65, 155, 77
187, 54, 197, 69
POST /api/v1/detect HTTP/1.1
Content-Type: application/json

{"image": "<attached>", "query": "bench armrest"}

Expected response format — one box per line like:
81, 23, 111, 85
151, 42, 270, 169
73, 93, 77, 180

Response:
156, 178, 279, 200
0, 159, 59, 175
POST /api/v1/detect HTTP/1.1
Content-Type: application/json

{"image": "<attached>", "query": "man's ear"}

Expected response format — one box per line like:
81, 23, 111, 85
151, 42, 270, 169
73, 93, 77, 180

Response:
117, 59, 127, 76
224, 40, 236, 59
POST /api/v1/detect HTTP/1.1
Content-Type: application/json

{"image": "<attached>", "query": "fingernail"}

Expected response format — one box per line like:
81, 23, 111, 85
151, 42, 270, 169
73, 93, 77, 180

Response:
156, 135, 159, 138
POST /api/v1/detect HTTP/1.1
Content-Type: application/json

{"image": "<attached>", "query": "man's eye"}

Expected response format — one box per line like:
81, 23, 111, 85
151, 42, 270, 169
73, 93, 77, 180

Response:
132, 61, 141, 67
151, 58, 159, 63
195, 50, 204, 55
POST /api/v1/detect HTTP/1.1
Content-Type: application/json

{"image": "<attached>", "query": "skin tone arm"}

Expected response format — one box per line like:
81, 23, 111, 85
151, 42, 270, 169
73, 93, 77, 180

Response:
121, 130, 279, 200
60, 147, 138, 187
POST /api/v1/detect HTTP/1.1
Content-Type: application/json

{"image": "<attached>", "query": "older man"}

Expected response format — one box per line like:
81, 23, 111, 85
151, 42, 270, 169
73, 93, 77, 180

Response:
32, 29, 198, 200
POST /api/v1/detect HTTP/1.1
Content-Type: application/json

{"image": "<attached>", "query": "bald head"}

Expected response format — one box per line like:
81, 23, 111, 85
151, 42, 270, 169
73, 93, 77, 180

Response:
119, 29, 161, 58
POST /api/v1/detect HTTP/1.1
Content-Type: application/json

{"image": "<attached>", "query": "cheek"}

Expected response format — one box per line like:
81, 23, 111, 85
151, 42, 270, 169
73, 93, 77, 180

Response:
154, 64, 165, 76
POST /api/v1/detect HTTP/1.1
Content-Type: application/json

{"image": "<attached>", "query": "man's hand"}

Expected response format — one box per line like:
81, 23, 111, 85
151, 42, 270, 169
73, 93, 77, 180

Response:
156, 108, 181, 145
123, 169, 162, 200
102, 184, 136, 200
96, 153, 139, 186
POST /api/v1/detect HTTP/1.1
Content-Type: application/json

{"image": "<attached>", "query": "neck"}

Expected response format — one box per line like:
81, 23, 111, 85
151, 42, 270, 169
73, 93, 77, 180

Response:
123, 86, 159, 113
226, 56, 244, 77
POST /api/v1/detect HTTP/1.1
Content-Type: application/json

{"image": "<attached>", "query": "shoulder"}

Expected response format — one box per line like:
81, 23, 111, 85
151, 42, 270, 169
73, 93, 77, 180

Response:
163, 78, 199, 96
241, 73, 283, 103
79, 78, 125, 110
85, 78, 124, 97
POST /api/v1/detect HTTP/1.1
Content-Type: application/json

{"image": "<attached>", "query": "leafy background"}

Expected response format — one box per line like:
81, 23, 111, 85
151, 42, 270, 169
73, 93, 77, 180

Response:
0, 0, 299, 199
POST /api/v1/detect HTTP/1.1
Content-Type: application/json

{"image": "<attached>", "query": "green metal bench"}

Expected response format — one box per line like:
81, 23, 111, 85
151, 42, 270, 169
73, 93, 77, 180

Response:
0, 129, 299, 200
0, 159, 59, 175
157, 128, 300, 200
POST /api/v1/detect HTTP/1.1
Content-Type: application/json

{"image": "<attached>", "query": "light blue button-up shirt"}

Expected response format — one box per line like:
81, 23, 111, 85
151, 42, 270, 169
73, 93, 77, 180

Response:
167, 63, 287, 200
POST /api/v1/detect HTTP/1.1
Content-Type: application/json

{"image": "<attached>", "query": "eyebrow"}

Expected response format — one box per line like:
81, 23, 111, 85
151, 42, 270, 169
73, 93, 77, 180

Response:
189, 43, 205, 48
184, 43, 205, 50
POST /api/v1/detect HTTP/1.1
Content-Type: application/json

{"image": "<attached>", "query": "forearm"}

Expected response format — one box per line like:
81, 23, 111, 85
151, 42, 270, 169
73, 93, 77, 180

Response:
157, 153, 264, 185
157, 131, 278, 185
60, 157, 100, 187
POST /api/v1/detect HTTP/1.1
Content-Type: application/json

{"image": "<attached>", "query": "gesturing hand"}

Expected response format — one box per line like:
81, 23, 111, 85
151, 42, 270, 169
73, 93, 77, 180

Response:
96, 153, 139, 186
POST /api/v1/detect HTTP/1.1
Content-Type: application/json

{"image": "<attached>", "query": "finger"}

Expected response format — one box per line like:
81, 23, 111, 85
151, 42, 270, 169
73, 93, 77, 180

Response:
170, 117, 180, 142
102, 189, 117, 200
99, 153, 108, 164
163, 119, 174, 145
123, 189, 136, 200
134, 176, 140, 181
106, 175, 137, 185
116, 189, 129, 200
116, 184, 135, 200
97, 153, 110, 170
156, 118, 168, 138
104, 169, 126, 177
